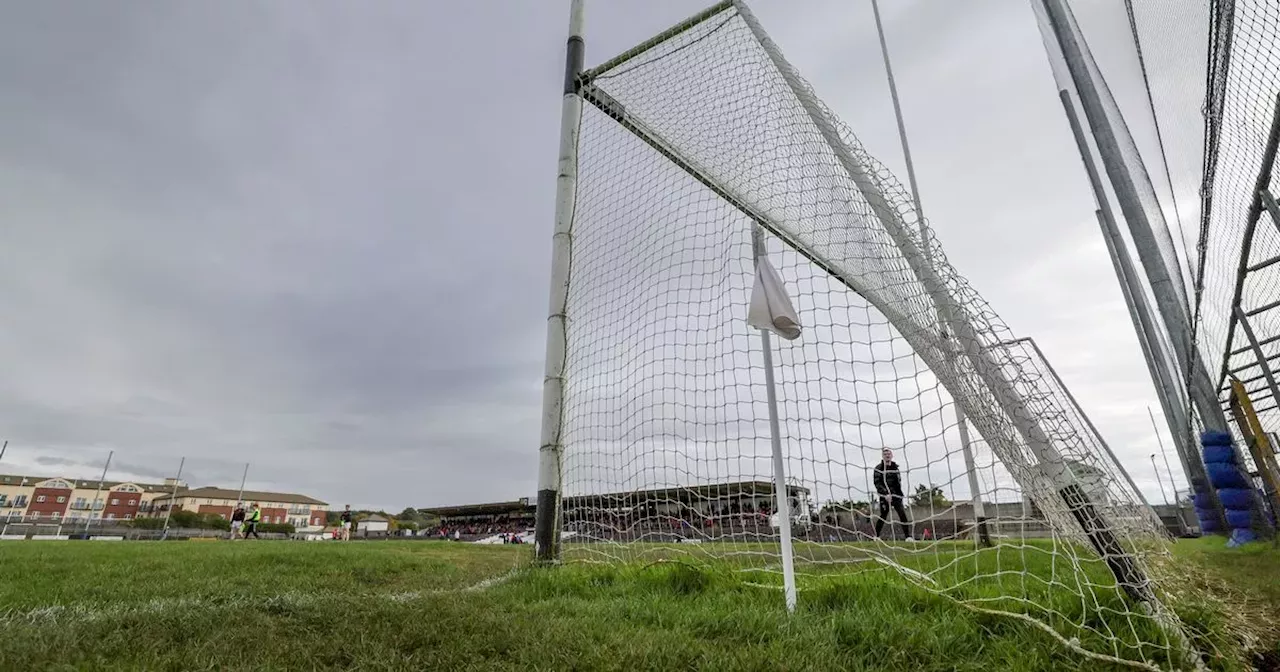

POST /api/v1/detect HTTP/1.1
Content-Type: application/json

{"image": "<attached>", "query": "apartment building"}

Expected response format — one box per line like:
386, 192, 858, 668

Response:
151, 487, 328, 530
0, 473, 180, 523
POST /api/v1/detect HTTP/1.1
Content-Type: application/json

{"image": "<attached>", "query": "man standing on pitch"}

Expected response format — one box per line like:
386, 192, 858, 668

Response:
243, 503, 263, 539
230, 503, 246, 539
873, 448, 913, 541
340, 505, 353, 541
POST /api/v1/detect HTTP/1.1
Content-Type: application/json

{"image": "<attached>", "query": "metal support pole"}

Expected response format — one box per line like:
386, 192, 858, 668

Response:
1234, 305, 1280, 410
1227, 379, 1280, 542
1151, 454, 1171, 505
161, 457, 185, 539
536, 0, 585, 564
83, 451, 113, 535
871, 0, 987, 547
1054, 80, 1222, 531
1038, 0, 1229, 437
754, 226, 798, 613
0, 440, 7, 464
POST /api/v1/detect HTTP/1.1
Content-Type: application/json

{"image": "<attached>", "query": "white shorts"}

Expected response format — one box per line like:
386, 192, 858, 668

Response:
231, 521, 243, 530
341, 521, 351, 530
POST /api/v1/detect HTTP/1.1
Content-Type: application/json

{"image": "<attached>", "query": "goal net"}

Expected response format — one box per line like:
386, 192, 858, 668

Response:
543, 1, 1198, 667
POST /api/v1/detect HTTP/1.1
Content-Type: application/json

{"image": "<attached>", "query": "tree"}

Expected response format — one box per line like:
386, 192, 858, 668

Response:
911, 484, 949, 508
825, 499, 868, 510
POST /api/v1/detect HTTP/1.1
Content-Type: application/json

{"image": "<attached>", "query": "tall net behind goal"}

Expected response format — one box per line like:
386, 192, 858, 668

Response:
545, 1, 1199, 667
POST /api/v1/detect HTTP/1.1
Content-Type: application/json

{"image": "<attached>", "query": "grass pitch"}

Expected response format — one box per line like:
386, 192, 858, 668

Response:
0, 538, 1275, 671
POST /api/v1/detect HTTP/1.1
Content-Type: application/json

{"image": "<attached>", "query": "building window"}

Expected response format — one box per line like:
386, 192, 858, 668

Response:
12, 496, 27, 507
124, 514, 133, 520
56, 496, 66, 503
128, 499, 137, 506
110, 498, 119, 505
36, 495, 46, 503
106, 513, 115, 520
52, 512, 61, 520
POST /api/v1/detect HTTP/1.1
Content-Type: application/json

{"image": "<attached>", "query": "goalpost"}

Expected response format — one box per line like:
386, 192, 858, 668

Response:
537, 1, 1198, 667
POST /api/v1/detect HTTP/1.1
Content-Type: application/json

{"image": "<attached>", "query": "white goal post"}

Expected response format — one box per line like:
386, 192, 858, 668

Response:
536, 1, 1198, 667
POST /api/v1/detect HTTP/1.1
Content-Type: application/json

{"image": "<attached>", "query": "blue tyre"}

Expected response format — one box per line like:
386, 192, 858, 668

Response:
1202, 444, 1237, 465
1194, 492, 1214, 509
1201, 430, 1234, 447
1226, 508, 1253, 529
1196, 509, 1220, 532
1208, 462, 1249, 489
1218, 488, 1254, 509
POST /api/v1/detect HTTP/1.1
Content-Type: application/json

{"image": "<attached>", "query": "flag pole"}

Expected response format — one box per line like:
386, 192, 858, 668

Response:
871, 0, 987, 545
753, 225, 797, 613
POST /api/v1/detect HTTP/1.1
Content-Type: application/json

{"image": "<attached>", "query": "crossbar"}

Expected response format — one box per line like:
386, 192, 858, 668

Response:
582, 1, 734, 81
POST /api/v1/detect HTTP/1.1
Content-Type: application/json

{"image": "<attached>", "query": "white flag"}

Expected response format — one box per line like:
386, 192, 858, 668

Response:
747, 256, 802, 340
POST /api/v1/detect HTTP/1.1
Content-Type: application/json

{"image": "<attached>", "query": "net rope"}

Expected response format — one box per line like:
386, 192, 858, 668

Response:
553, 2, 1203, 667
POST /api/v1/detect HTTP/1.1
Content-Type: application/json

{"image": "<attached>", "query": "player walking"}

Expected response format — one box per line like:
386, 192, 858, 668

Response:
230, 503, 246, 539
873, 448, 913, 541
243, 503, 263, 539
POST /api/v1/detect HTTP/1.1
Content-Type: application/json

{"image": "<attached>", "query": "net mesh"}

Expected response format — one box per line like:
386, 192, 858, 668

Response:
551, 1, 1200, 667
1191, 0, 1280, 427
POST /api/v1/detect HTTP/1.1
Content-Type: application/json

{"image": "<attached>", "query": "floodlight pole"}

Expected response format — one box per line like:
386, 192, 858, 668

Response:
871, 0, 988, 547
1150, 407, 1189, 535
235, 463, 249, 505
536, 0, 585, 564
83, 450, 113, 535
0, 440, 7, 465
161, 457, 185, 539
754, 225, 798, 613
1150, 455, 1171, 506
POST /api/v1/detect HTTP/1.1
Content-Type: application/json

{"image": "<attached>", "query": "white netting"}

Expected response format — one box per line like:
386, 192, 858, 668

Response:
546, 2, 1203, 667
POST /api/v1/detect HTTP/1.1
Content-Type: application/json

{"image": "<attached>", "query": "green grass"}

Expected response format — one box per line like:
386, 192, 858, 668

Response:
0, 538, 1275, 671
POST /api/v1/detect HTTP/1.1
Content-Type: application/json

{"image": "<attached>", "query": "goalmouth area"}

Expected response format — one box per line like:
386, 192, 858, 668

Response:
0, 539, 1275, 671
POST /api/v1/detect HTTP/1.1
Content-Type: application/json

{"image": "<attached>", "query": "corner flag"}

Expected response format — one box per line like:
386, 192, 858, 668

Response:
747, 256, 802, 340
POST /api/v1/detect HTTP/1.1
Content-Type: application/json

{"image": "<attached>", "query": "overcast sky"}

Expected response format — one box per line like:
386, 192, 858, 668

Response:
0, 0, 1195, 511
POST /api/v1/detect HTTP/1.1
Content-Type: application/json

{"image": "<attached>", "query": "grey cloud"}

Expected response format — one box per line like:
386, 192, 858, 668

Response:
0, 0, 1185, 510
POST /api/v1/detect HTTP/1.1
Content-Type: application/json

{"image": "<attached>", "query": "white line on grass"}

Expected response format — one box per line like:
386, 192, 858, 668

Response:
0, 570, 521, 627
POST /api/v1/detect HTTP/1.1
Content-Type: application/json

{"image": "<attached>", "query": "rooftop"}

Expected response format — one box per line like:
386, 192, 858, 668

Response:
154, 486, 326, 506
0, 473, 180, 494
421, 481, 812, 518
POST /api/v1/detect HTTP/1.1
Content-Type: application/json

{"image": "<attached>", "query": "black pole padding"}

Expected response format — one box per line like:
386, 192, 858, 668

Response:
534, 489, 560, 563
564, 36, 585, 95
976, 517, 992, 548
1059, 483, 1153, 605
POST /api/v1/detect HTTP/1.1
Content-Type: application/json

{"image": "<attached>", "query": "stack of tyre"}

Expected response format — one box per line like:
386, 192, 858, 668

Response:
1201, 430, 1256, 547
